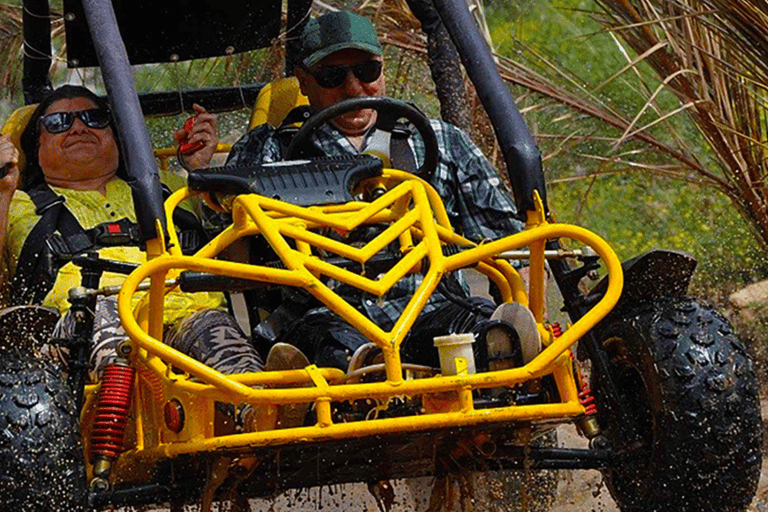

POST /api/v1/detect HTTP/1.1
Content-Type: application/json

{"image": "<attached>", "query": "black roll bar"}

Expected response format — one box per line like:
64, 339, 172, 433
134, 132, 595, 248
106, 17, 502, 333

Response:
80, 0, 167, 242
22, 0, 53, 104
136, 85, 265, 117
430, 0, 548, 216
285, 0, 313, 76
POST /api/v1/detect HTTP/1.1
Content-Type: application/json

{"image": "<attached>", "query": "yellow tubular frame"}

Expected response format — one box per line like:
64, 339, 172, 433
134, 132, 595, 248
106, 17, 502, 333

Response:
153, 143, 232, 171
108, 170, 623, 464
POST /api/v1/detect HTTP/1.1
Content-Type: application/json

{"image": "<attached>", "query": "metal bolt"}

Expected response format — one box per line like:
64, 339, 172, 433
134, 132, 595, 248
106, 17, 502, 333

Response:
118, 340, 133, 357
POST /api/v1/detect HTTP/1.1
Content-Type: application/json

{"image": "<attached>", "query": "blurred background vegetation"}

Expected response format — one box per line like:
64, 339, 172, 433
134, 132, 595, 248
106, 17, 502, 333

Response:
500, 0, 768, 290
2, 0, 768, 369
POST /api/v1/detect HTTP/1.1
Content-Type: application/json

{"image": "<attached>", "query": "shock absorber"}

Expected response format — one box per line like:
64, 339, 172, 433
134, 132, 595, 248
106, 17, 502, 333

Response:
90, 359, 136, 490
550, 322, 601, 439
573, 359, 601, 439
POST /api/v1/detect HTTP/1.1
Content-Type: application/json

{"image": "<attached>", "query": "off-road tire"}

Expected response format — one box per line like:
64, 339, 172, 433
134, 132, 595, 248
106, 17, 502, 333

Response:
0, 355, 87, 511
592, 296, 761, 512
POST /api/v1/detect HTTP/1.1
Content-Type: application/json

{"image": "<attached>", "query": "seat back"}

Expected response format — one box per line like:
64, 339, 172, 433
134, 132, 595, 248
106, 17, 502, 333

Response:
1, 105, 37, 174
249, 77, 309, 129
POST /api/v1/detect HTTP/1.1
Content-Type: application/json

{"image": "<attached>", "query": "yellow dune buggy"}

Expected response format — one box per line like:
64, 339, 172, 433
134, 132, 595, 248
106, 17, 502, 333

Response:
0, 0, 761, 511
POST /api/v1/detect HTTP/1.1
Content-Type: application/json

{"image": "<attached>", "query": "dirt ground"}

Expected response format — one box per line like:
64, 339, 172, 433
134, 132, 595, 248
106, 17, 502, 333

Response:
143, 419, 766, 511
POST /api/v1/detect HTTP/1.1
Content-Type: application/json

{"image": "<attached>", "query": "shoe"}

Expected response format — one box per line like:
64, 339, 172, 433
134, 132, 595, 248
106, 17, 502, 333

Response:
241, 404, 277, 432
265, 343, 310, 429
265, 342, 311, 372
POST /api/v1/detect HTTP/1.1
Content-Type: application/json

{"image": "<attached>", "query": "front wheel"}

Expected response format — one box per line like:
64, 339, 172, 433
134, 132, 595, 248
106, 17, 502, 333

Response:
592, 297, 761, 512
0, 355, 88, 511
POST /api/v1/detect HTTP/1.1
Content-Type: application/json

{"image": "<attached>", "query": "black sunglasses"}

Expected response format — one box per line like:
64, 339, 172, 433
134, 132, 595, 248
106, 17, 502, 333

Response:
39, 108, 112, 134
306, 60, 383, 89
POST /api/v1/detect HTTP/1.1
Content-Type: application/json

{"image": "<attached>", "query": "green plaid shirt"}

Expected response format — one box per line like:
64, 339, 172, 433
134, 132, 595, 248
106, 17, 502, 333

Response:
226, 118, 524, 326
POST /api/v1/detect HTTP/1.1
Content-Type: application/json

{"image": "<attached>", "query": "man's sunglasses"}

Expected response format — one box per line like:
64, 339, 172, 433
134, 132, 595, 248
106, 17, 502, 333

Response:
39, 108, 112, 134
305, 60, 383, 89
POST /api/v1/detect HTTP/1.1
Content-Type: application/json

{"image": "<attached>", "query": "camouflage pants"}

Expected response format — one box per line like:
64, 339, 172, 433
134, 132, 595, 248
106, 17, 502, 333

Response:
52, 296, 263, 382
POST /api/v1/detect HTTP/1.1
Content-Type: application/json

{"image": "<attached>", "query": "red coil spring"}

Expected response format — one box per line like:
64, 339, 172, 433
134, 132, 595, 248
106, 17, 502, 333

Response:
552, 322, 598, 416
91, 364, 136, 460
578, 386, 598, 416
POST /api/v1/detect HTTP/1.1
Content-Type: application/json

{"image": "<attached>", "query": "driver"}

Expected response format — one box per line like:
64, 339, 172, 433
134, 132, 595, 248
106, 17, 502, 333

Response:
224, 11, 526, 370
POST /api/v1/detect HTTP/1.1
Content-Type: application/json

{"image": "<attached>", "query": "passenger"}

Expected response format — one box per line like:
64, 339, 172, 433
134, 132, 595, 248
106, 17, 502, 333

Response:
222, 11, 527, 371
0, 84, 264, 381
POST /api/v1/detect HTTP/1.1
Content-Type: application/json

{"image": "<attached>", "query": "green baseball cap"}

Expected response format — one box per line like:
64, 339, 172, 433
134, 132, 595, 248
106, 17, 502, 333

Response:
300, 11, 383, 68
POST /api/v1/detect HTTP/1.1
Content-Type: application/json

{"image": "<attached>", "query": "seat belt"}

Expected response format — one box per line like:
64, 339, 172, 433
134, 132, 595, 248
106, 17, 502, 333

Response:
10, 185, 93, 306
9, 184, 205, 306
389, 124, 418, 173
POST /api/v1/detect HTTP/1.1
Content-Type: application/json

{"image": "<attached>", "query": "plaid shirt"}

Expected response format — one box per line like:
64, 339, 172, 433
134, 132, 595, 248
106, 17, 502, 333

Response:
226, 118, 524, 327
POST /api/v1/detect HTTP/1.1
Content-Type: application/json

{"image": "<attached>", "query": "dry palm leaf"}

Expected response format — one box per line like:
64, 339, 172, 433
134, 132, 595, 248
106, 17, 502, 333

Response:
591, 0, 768, 247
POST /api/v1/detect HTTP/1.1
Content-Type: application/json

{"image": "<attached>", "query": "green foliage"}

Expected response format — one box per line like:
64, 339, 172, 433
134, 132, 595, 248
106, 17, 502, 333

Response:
486, 0, 768, 300
550, 173, 768, 289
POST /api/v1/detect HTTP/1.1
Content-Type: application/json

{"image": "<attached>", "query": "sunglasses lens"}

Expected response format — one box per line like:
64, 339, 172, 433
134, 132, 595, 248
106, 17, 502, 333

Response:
315, 66, 349, 88
312, 61, 382, 88
353, 61, 382, 83
40, 112, 74, 134
39, 109, 110, 133
81, 108, 111, 128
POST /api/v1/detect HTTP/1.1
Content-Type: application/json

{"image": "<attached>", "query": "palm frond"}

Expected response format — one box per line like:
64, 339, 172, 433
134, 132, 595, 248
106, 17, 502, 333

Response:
591, 0, 768, 247
0, 4, 25, 97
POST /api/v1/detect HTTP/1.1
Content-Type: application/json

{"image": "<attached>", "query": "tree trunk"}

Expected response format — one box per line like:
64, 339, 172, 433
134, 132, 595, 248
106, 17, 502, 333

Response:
404, 0, 470, 133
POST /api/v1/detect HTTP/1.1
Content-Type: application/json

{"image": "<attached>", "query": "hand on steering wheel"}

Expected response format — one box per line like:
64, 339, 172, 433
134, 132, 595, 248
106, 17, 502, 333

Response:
285, 97, 439, 181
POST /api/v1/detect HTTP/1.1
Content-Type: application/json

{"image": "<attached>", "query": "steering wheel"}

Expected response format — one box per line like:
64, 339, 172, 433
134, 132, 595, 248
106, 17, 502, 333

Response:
285, 97, 440, 181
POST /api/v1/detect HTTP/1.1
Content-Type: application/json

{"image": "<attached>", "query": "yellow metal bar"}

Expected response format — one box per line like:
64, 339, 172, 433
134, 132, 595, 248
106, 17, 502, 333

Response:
237, 181, 414, 232
496, 260, 529, 306
528, 236, 546, 322
122, 198, 621, 395
526, 192, 548, 322
123, 399, 585, 458
145, 221, 167, 341
281, 209, 421, 263
302, 243, 427, 295
153, 143, 232, 160
133, 370, 145, 451
476, 261, 512, 302
163, 188, 192, 257
553, 354, 580, 405
383, 169, 452, 229
307, 366, 333, 427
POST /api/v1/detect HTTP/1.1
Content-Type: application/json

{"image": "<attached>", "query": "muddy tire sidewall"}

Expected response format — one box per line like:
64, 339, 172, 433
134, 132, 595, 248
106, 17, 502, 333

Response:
592, 297, 762, 512
0, 355, 87, 511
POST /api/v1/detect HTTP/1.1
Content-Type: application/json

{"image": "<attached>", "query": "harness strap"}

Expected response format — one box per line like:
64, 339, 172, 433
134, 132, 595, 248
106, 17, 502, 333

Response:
390, 124, 417, 173
10, 183, 205, 306
10, 185, 82, 306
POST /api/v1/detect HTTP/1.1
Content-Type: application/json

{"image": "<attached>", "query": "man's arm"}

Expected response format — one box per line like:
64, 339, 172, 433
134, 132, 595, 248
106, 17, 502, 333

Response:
172, 104, 219, 170
425, 120, 524, 243
225, 124, 283, 167
0, 135, 20, 305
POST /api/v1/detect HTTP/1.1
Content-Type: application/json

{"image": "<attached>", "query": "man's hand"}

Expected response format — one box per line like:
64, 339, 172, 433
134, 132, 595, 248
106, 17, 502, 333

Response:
0, 135, 20, 194
173, 104, 218, 170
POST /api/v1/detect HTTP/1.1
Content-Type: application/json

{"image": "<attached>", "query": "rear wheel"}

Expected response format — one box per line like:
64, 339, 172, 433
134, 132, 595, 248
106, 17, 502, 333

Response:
592, 297, 761, 512
0, 355, 87, 511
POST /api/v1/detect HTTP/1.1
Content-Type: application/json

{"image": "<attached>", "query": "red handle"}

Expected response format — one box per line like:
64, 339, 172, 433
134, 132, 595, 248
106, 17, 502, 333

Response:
179, 116, 205, 155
